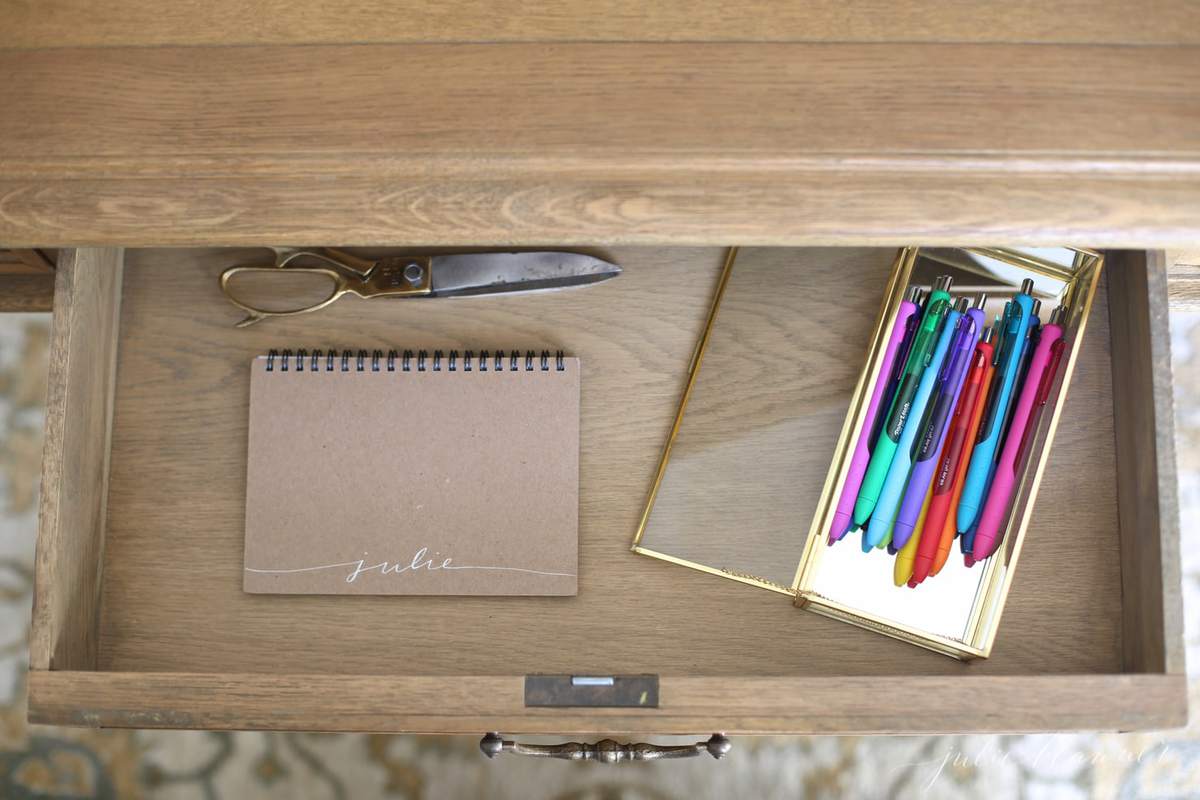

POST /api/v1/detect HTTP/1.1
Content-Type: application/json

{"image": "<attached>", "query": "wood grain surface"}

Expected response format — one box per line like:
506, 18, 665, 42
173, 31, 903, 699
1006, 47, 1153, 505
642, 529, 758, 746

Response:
90, 247, 1129, 680
9, 254, 1200, 313
30, 248, 123, 670
1108, 251, 1185, 675
27, 672, 1187, 734
6, 0, 1200, 47
0, 274, 54, 311
2, 44, 1199, 247
1167, 251, 1200, 311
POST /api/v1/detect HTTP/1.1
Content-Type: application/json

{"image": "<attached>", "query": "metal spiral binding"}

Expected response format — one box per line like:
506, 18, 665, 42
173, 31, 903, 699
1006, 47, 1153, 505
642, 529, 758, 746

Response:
265, 349, 567, 372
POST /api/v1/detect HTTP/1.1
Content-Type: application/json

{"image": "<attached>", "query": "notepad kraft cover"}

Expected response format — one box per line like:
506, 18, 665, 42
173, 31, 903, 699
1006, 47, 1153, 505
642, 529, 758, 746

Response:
242, 353, 579, 595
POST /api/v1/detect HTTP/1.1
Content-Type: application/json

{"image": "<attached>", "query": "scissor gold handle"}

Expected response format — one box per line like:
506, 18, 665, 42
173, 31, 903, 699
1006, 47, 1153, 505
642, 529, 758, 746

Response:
219, 249, 432, 328
219, 264, 348, 328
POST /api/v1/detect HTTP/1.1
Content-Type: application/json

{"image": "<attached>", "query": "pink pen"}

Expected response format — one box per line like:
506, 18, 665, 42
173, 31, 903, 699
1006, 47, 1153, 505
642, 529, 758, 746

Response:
970, 306, 1066, 560
828, 286, 922, 544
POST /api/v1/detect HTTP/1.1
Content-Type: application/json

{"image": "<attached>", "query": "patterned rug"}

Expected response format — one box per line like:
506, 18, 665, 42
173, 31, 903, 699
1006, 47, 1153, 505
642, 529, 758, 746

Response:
1, 310, 1197, 799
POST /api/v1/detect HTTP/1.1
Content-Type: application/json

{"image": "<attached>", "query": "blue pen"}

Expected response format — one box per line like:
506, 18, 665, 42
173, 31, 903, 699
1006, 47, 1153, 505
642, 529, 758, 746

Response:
863, 303, 961, 551
998, 300, 1042, 451
962, 302, 1041, 561
957, 279, 1036, 537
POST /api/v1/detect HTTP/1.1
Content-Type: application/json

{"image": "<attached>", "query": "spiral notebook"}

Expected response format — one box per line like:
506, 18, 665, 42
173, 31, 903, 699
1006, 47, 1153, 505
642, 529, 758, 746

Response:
242, 349, 579, 596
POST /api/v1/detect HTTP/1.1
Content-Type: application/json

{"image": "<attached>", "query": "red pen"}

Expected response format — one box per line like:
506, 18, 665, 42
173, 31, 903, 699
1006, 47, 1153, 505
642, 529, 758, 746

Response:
909, 326, 995, 586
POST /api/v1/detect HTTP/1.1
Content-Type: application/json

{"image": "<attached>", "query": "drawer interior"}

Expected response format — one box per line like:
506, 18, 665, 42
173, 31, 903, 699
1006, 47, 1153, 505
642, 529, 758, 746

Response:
102, 246, 1120, 676
29, 246, 1184, 733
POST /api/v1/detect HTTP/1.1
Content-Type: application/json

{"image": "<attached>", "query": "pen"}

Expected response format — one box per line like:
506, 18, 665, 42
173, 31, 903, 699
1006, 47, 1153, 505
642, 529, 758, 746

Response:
853, 277, 954, 527
870, 289, 925, 455
957, 279, 1035, 538
964, 299, 1039, 565
894, 481, 933, 586
829, 286, 923, 544
891, 296, 984, 550
970, 306, 1067, 561
998, 299, 1041, 455
909, 324, 996, 585
863, 300, 961, 550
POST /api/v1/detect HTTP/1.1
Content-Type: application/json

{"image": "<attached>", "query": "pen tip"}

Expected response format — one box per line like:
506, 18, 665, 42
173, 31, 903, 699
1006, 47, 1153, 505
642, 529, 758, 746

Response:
1020, 277, 1035, 295
974, 293, 988, 309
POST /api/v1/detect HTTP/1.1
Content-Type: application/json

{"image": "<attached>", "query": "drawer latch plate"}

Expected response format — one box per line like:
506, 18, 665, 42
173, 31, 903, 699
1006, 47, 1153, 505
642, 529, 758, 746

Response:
524, 675, 659, 708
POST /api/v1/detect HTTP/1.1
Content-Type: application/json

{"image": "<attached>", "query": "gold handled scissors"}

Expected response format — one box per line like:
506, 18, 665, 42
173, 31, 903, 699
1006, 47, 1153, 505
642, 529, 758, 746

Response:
219, 247, 621, 328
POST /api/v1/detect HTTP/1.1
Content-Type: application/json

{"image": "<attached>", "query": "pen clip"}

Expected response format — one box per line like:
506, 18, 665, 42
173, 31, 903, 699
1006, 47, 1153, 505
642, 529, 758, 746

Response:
991, 304, 1013, 367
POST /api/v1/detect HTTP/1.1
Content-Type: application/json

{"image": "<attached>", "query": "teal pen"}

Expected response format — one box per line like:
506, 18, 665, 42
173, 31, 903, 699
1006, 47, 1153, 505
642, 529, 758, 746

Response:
852, 276, 954, 527
957, 279, 1036, 537
864, 301, 962, 550
963, 300, 1040, 564
997, 299, 1042, 452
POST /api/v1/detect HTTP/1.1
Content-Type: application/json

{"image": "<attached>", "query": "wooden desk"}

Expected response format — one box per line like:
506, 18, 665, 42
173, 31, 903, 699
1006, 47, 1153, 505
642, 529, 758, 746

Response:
3, 2, 1194, 745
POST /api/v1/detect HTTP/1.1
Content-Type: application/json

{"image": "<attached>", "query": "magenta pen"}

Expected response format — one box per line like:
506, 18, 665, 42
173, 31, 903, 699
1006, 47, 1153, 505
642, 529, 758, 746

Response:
970, 306, 1067, 561
891, 295, 984, 550
828, 286, 922, 544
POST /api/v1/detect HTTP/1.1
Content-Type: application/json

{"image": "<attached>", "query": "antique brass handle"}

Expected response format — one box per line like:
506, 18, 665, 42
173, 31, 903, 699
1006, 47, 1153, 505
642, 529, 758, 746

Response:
479, 733, 731, 763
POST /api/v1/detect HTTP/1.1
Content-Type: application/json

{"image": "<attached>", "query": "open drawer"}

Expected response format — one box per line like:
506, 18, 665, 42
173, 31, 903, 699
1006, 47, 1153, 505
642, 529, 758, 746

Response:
30, 246, 1185, 734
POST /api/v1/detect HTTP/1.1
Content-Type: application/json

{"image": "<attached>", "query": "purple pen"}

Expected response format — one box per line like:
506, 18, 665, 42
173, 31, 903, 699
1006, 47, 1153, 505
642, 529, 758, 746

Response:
891, 295, 987, 550
828, 286, 922, 544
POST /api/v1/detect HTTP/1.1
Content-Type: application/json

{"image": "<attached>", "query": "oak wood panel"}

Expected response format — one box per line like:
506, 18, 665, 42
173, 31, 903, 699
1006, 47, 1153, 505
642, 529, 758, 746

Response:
30, 248, 123, 670
28, 672, 1187, 734
93, 247, 1124, 679
1167, 262, 1200, 311
1108, 251, 1185, 675
2, 44, 1199, 247
0, 249, 55, 272
0, 274, 54, 311
6, 0, 1200, 47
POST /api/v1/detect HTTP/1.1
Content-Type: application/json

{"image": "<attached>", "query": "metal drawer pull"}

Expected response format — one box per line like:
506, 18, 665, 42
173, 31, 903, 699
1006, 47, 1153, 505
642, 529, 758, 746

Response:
479, 733, 731, 763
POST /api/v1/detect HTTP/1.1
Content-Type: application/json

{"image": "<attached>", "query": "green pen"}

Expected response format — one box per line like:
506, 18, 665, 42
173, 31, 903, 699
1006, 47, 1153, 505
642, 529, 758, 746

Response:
852, 275, 954, 527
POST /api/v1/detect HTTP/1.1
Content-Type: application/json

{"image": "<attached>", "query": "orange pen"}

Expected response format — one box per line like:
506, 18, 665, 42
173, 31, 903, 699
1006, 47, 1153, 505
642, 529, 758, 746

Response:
909, 326, 996, 585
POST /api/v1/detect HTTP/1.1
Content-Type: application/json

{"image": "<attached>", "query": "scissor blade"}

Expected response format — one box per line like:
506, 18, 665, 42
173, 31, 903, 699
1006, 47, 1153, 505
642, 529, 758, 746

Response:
430, 252, 620, 298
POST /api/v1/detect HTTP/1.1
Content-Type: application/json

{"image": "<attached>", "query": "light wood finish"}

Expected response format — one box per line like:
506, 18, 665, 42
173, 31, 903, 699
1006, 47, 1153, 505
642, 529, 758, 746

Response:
5, 254, 1195, 314
95, 247, 1120, 677
30, 248, 124, 670
7, 0, 1200, 47
2, 44, 1199, 248
26, 246, 1186, 732
27, 672, 1187, 734
1108, 251, 1185, 675
1167, 259, 1200, 312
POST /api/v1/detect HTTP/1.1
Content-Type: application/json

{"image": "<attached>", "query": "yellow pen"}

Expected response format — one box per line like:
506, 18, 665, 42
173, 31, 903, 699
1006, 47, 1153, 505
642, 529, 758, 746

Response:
894, 481, 933, 586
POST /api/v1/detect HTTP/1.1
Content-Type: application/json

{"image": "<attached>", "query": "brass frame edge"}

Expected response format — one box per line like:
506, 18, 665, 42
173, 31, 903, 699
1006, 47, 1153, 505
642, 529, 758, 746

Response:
966, 250, 1105, 656
632, 546, 794, 596
630, 245, 1105, 661
631, 247, 739, 549
791, 247, 919, 597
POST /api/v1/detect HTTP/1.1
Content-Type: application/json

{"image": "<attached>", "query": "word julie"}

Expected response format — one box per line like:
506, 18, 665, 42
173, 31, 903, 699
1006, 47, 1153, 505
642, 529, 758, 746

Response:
245, 547, 575, 582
